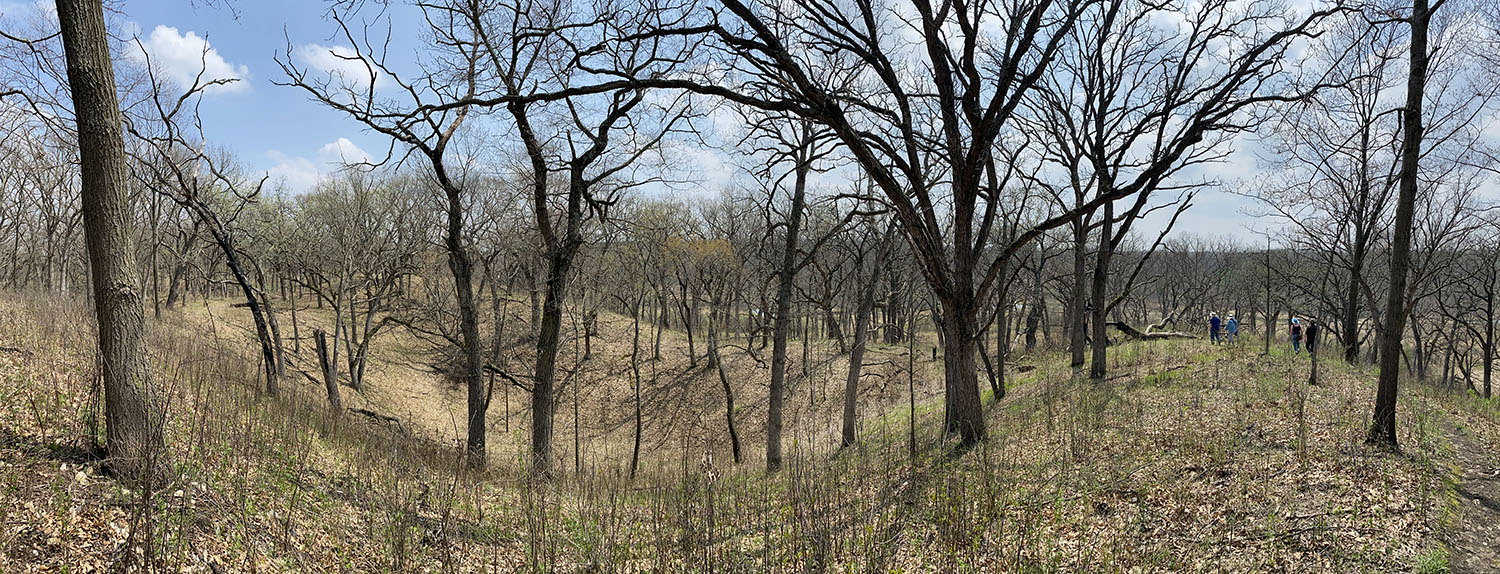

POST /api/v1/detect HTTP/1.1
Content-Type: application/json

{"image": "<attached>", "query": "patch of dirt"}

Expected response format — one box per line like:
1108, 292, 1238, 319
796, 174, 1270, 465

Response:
1447, 423, 1500, 573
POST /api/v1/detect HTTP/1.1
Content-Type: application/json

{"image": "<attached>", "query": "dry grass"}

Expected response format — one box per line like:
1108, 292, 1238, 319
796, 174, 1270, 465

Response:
0, 292, 1478, 572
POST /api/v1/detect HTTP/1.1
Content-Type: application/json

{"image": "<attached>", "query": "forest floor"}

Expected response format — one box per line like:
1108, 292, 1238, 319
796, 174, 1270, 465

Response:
1436, 392, 1500, 573
0, 292, 1494, 571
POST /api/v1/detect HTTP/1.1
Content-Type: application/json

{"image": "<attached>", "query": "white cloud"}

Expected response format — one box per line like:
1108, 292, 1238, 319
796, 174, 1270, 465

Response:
317, 137, 372, 167
126, 25, 250, 95
294, 43, 388, 90
264, 138, 376, 193
264, 150, 320, 193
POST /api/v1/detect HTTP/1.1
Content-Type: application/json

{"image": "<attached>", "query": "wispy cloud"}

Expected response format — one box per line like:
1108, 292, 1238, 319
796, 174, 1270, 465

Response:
294, 43, 389, 90
265, 138, 374, 193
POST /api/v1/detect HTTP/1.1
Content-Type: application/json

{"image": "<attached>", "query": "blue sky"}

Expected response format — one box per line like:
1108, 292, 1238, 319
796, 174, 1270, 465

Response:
101, 0, 417, 193
0, 0, 1339, 244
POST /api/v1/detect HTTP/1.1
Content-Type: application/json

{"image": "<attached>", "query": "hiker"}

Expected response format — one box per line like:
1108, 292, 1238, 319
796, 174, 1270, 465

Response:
1209, 312, 1221, 344
1305, 319, 1319, 355
1290, 318, 1303, 354
1225, 314, 1239, 345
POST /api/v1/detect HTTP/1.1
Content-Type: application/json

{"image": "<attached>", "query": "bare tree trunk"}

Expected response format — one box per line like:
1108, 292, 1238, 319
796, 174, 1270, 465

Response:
1069, 217, 1088, 369
1369, 0, 1432, 448
1264, 239, 1273, 355
163, 218, 199, 310
289, 282, 300, 354
766, 130, 812, 471
841, 225, 894, 447
434, 172, 486, 467
1484, 291, 1493, 397
680, 282, 697, 368
1089, 179, 1115, 381
315, 329, 341, 415
995, 279, 1010, 401
1343, 127, 1372, 364
532, 255, 569, 475
58, 0, 162, 479
940, 292, 985, 445
629, 296, 644, 477
709, 304, 742, 464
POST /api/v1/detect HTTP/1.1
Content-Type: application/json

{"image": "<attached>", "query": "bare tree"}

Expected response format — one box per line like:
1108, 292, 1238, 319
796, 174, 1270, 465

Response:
1025, 0, 1341, 381
1369, 0, 1437, 448
840, 212, 896, 447
55, 0, 162, 479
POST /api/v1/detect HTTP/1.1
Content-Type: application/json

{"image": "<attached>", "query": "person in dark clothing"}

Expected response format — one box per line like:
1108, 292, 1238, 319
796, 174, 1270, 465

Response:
1209, 312, 1221, 344
1290, 318, 1303, 354
1305, 320, 1320, 355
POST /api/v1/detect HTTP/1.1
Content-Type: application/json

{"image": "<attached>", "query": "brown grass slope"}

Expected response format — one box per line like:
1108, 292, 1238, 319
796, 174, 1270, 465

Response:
0, 292, 1484, 572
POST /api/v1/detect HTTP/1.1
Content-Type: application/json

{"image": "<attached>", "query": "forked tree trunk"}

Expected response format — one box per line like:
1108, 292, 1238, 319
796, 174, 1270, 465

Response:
315, 329, 341, 415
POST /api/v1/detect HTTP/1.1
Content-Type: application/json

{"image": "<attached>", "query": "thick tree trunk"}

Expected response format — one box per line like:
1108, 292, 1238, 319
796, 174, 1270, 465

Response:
532, 254, 571, 476
58, 0, 162, 480
1089, 198, 1114, 381
1369, 0, 1431, 448
939, 295, 986, 445
1069, 217, 1088, 369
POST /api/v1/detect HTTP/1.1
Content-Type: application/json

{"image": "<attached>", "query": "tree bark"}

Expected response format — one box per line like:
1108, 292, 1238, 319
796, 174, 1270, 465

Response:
766, 125, 812, 471
939, 295, 985, 445
1089, 195, 1114, 380
1069, 217, 1088, 369
1344, 124, 1373, 364
315, 329, 342, 415
629, 296, 644, 477
709, 304, 742, 464
58, 0, 162, 480
435, 169, 485, 466
841, 225, 894, 447
1368, 0, 1432, 448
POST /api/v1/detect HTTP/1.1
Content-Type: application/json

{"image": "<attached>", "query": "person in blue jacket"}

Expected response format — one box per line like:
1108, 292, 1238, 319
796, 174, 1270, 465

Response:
1225, 314, 1239, 345
1209, 312, 1221, 344
1290, 317, 1303, 354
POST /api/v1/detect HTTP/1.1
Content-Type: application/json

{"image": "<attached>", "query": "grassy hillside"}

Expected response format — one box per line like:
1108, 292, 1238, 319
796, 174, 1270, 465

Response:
0, 292, 1488, 571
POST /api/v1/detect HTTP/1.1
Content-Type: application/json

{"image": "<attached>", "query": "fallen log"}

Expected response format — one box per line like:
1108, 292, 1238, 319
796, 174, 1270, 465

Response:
1107, 321, 1197, 341
348, 407, 403, 430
